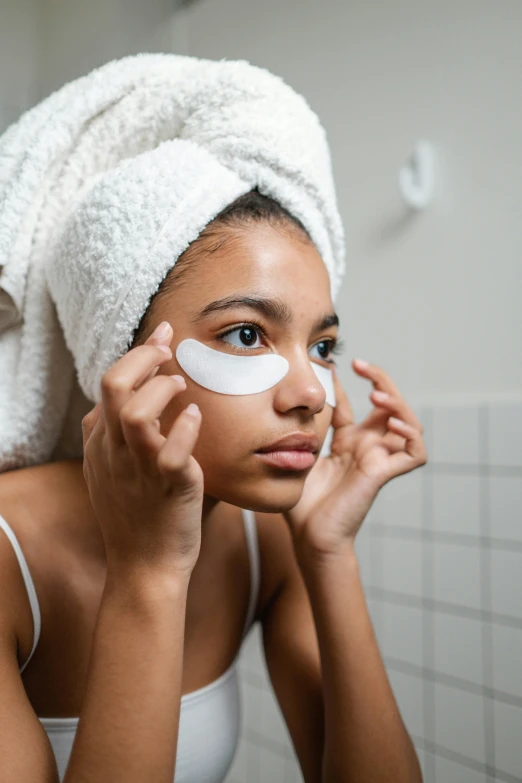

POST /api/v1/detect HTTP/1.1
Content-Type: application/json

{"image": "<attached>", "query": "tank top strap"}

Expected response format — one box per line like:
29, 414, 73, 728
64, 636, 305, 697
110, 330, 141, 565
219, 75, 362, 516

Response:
240, 508, 260, 638
0, 515, 41, 674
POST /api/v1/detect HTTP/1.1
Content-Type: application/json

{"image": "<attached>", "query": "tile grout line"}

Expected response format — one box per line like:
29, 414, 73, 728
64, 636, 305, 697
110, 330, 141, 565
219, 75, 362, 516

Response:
480, 403, 496, 782
428, 463, 522, 475
421, 407, 436, 783
380, 656, 522, 710
368, 523, 522, 554
363, 586, 522, 631
413, 735, 522, 783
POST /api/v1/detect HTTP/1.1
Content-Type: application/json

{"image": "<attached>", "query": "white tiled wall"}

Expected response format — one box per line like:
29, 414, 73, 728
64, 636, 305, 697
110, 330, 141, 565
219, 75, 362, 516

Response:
224, 623, 303, 783
226, 398, 522, 783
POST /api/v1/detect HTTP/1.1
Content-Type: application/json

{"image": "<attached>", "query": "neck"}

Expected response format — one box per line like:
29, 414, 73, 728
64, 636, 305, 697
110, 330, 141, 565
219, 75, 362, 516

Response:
202, 493, 220, 520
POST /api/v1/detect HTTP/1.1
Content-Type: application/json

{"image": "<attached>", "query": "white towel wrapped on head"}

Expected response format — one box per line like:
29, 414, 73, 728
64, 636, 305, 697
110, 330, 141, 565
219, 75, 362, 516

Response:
0, 53, 345, 472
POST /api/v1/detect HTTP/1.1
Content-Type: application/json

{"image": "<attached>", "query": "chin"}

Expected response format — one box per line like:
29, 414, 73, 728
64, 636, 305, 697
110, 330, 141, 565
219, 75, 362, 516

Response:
203, 470, 307, 514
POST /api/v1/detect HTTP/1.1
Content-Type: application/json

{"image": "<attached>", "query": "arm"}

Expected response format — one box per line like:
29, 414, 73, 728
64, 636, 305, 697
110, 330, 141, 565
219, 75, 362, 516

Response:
64, 322, 204, 781
261, 518, 422, 783
300, 543, 423, 783
0, 528, 189, 783
262, 360, 427, 781
63, 567, 190, 783
1, 322, 202, 782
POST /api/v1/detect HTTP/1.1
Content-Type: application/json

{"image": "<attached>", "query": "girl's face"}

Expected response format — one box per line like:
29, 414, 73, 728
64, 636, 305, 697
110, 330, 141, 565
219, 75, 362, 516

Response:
154, 222, 342, 513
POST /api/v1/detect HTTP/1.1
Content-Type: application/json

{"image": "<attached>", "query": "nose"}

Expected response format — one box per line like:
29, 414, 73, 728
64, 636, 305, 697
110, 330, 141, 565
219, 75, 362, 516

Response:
272, 353, 327, 415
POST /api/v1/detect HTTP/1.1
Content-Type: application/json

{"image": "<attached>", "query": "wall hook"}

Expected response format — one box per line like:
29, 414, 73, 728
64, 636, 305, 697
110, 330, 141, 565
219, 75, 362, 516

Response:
398, 140, 434, 210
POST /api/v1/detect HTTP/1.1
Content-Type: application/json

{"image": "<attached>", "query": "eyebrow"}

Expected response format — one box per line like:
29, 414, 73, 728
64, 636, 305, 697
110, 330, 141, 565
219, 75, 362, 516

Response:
193, 295, 339, 333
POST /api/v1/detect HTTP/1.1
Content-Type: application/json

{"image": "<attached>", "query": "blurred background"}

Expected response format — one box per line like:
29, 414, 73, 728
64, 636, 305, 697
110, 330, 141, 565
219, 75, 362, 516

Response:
1, 1, 521, 781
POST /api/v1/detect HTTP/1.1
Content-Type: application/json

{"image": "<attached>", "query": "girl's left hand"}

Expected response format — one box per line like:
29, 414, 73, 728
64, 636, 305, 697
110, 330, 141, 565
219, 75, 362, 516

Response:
284, 359, 428, 560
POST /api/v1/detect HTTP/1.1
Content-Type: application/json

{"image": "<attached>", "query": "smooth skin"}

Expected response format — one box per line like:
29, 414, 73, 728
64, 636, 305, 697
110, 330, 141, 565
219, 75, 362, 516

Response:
0, 222, 425, 782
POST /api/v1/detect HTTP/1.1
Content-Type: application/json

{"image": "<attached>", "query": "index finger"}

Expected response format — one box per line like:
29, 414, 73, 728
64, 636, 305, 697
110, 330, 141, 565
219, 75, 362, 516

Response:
353, 359, 402, 397
353, 359, 424, 432
100, 343, 173, 447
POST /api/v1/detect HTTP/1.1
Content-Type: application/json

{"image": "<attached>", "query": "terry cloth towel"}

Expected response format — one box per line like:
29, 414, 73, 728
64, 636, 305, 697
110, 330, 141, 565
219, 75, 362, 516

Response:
0, 53, 345, 473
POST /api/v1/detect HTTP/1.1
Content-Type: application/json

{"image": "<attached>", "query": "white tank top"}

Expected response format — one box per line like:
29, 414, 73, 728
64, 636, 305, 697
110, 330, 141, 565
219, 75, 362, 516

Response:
0, 507, 261, 783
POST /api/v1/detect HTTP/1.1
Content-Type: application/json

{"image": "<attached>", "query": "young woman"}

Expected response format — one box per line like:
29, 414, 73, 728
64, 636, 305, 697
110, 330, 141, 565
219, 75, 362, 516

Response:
0, 187, 426, 782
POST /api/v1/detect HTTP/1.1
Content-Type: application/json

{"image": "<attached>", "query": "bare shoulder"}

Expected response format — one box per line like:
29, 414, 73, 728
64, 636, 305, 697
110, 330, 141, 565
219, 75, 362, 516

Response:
0, 460, 83, 668
0, 465, 46, 668
0, 460, 70, 517
252, 509, 300, 622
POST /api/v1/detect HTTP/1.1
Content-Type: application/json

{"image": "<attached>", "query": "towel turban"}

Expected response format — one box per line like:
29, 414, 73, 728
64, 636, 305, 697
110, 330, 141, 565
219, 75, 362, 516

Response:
0, 53, 345, 471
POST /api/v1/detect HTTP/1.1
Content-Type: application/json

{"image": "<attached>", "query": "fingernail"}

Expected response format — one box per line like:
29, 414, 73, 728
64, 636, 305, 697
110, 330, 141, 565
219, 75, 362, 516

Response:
157, 345, 171, 354
153, 321, 172, 339
354, 358, 369, 368
373, 391, 389, 401
186, 403, 200, 417
170, 374, 185, 384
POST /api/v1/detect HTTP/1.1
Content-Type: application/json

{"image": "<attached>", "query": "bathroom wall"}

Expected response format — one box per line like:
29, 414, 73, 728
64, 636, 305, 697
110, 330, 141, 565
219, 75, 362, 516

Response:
0, 0, 42, 131
178, 0, 522, 401
0, 0, 189, 120
225, 398, 522, 783
37, 0, 189, 98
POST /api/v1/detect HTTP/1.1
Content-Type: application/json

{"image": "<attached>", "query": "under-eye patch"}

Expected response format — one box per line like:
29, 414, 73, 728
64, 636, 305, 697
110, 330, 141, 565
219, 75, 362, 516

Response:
310, 362, 336, 407
176, 338, 336, 407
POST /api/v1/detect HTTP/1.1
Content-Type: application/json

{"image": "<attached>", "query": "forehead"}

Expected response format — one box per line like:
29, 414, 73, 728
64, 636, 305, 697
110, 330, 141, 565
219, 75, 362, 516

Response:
193, 223, 333, 306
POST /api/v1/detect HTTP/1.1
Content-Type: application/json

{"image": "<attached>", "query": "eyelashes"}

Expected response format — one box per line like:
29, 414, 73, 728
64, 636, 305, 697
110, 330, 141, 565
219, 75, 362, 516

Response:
216, 320, 346, 363
329, 337, 346, 356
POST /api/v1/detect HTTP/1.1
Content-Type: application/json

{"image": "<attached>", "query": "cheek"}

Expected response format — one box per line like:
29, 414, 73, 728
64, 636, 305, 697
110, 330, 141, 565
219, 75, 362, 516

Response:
158, 377, 333, 463
160, 381, 266, 445
196, 393, 266, 442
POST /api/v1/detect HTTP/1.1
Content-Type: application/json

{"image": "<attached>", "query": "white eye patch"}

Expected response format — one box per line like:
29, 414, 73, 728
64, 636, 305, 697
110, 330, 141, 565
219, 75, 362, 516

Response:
176, 339, 288, 395
310, 362, 336, 408
176, 338, 336, 407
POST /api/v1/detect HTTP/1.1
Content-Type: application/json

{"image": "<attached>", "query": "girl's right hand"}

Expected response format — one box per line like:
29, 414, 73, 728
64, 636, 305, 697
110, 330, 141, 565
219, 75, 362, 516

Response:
81, 321, 204, 578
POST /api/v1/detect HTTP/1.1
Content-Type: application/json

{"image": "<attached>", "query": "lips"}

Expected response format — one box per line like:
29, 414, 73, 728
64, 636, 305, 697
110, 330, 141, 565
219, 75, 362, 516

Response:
256, 432, 320, 453
255, 449, 316, 470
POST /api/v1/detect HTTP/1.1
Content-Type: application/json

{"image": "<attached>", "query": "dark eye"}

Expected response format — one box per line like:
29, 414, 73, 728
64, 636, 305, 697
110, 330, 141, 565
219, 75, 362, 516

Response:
309, 340, 333, 362
220, 325, 262, 349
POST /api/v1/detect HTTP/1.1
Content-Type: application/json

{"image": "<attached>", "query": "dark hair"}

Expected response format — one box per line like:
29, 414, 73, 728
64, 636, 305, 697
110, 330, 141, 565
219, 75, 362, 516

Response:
129, 188, 311, 348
